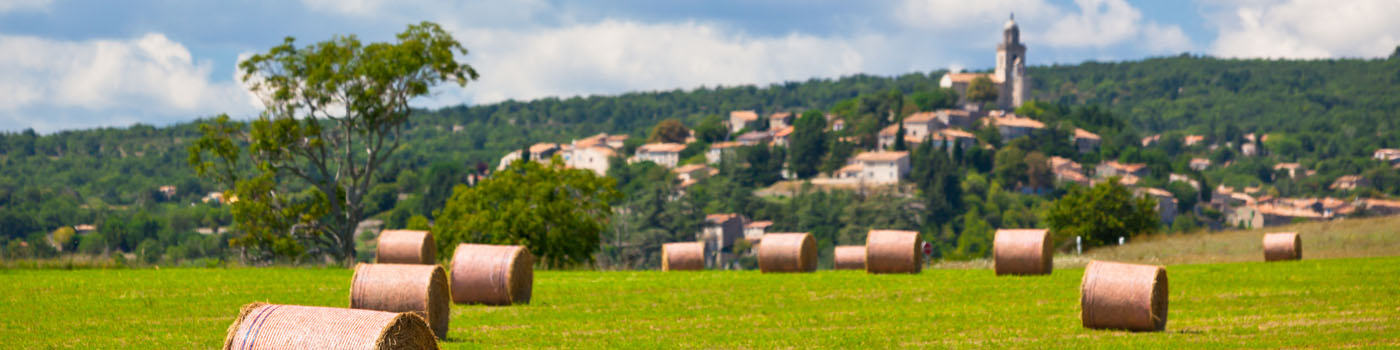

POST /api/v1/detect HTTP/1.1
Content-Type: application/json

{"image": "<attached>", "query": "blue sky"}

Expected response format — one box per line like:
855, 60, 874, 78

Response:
1, 0, 1397, 132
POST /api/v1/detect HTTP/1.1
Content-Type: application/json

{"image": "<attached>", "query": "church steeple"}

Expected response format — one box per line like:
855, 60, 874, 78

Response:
995, 12, 1028, 110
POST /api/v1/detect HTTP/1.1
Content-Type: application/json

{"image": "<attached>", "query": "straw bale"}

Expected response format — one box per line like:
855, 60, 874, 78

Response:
223, 303, 438, 350
1262, 232, 1302, 261
376, 230, 436, 264
865, 230, 922, 274
757, 233, 816, 273
1080, 260, 1168, 332
449, 244, 533, 305
351, 263, 451, 339
832, 245, 866, 270
993, 229, 1053, 275
661, 242, 705, 271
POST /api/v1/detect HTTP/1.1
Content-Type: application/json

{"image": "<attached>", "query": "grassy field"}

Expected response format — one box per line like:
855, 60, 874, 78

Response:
3, 255, 1399, 349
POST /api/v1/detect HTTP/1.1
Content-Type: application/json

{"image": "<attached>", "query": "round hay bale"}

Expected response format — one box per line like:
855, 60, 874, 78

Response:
661, 242, 705, 271
865, 230, 922, 274
376, 230, 436, 264
350, 263, 451, 339
832, 245, 866, 270
993, 229, 1053, 275
1262, 232, 1302, 261
449, 244, 533, 305
757, 233, 816, 273
1080, 260, 1168, 332
223, 303, 438, 350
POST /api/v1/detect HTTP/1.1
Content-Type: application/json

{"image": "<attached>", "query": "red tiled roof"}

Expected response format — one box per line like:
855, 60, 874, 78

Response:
638, 143, 686, 153
730, 110, 759, 122
854, 151, 909, 162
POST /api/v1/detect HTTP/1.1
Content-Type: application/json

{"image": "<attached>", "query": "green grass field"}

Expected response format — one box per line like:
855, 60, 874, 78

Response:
3, 255, 1398, 349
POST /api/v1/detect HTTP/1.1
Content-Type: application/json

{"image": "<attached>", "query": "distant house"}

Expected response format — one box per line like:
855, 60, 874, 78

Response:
772, 126, 795, 147
849, 151, 911, 184
728, 110, 760, 133
1273, 163, 1305, 179
1189, 158, 1211, 171
1183, 135, 1205, 147
903, 112, 945, 140
529, 143, 561, 161
1330, 175, 1368, 191
1241, 143, 1258, 157
605, 135, 630, 149
1236, 204, 1327, 228
769, 112, 793, 130
73, 224, 96, 235
706, 141, 741, 164
935, 109, 976, 129
743, 221, 772, 241
836, 163, 865, 181
633, 143, 686, 168
1050, 156, 1089, 186
1362, 198, 1400, 216
158, 185, 177, 199
935, 128, 977, 150
1136, 187, 1178, 224
1073, 128, 1101, 154
983, 114, 1044, 140
829, 118, 846, 132
1168, 173, 1200, 190
877, 124, 909, 150
202, 191, 225, 204
673, 164, 717, 183
736, 131, 772, 146
566, 146, 615, 176
1141, 134, 1161, 147
1374, 148, 1400, 164
702, 213, 747, 266
1096, 161, 1149, 178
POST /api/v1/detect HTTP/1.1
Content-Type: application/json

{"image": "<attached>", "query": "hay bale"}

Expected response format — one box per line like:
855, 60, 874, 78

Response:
223, 303, 438, 350
757, 233, 816, 273
832, 245, 866, 270
351, 263, 451, 339
865, 230, 922, 274
993, 229, 1053, 275
1080, 260, 1168, 332
1263, 232, 1302, 261
376, 230, 436, 264
449, 244, 533, 305
661, 242, 705, 271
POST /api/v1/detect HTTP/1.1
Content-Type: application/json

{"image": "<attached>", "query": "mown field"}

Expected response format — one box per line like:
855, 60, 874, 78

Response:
2, 254, 1398, 349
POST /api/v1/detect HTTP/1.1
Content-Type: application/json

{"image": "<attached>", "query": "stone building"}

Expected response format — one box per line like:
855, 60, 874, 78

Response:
940, 14, 1029, 110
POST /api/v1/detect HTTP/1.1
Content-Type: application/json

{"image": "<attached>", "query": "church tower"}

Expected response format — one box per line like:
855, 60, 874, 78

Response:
996, 14, 1028, 109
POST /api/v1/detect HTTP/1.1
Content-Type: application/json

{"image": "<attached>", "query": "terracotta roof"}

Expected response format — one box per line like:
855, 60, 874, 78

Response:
1365, 198, 1400, 208
1141, 134, 1161, 147
638, 143, 686, 153
529, 143, 559, 153
710, 141, 742, 149
579, 146, 616, 157
1074, 128, 1100, 140
1256, 204, 1326, 218
854, 151, 909, 162
1273, 162, 1302, 170
985, 115, 1045, 129
1050, 156, 1080, 170
1103, 161, 1147, 173
837, 163, 864, 174
769, 112, 791, 120
706, 214, 739, 223
1056, 169, 1088, 182
673, 164, 708, 174
937, 109, 971, 117
730, 110, 759, 122
1139, 187, 1175, 198
1184, 135, 1205, 145
745, 221, 774, 229
737, 131, 772, 141
905, 112, 938, 123
939, 128, 975, 139
774, 126, 795, 138
943, 72, 993, 84
878, 124, 901, 136
605, 134, 630, 141
1190, 158, 1211, 165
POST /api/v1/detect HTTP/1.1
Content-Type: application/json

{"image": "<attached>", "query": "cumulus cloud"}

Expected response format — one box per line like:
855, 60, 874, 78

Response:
0, 33, 257, 132
1207, 0, 1400, 58
424, 20, 884, 106
0, 0, 52, 13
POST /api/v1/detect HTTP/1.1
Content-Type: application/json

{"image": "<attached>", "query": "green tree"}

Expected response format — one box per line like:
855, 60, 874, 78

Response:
693, 114, 728, 143
788, 111, 828, 178
188, 22, 478, 264
966, 75, 998, 105
1044, 178, 1160, 247
434, 158, 621, 268
647, 119, 690, 144
51, 226, 76, 252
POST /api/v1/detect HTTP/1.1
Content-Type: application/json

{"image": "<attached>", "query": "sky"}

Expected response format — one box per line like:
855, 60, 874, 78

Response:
0, 0, 1397, 133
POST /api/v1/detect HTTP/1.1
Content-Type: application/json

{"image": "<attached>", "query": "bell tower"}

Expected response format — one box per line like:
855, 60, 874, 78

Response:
996, 13, 1027, 109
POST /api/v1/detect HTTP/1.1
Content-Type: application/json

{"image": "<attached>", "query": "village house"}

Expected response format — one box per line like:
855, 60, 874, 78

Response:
673, 164, 717, 183
1231, 204, 1327, 229
1183, 135, 1205, 147
1189, 158, 1211, 171
847, 151, 911, 185
706, 141, 741, 164
1330, 175, 1368, 191
1049, 156, 1089, 186
935, 109, 977, 129
1096, 161, 1149, 179
158, 185, 177, 199
1362, 198, 1400, 216
633, 143, 686, 168
903, 112, 945, 140
1241, 143, 1258, 157
605, 135, 629, 149
1374, 148, 1400, 165
1169, 173, 1200, 190
829, 118, 846, 132
1136, 187, 1178, 224
983, 113, 1044, 140
769, 112, 793, 130
702, 213, 747, 267
528, 143, 561, 161
728, 110, 760, 133
736, 130, 772, 146
939, 15, 1029, 110
772, 126, 795, 147
877, 124, 923, 150
935, 129, 978, 150
1073, 128, 1100, 153
565, 146, 615, 176
1273, 163, 1305, 179
1141, 134, 1161, 147
743, 221, 772, 241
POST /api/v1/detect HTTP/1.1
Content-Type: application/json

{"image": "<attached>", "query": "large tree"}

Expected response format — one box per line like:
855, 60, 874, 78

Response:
788, 110, 828, 178
189, 22, 478, 264
434, 158, 621, 268
646, 119, 690, 144
967, 75, 999, 106
1044, 178, 1160, 247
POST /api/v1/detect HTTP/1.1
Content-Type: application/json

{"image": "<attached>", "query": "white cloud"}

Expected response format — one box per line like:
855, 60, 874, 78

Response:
896, 0, 1192, 54
0, 0, 52, 13
0, 33, 257, 132
1208, 0, 1400, 58
426, 20, 883, 106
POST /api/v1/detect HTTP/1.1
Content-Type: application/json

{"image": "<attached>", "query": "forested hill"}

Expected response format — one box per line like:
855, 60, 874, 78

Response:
2, 55, 1399, 245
